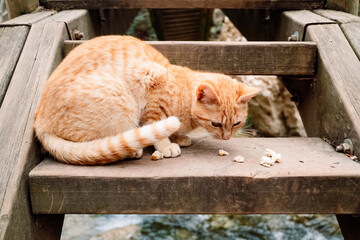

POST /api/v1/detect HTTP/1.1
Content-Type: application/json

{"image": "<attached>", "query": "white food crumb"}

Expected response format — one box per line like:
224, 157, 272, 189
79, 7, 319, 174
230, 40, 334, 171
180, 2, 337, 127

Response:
234, 155, 245, 163
265, 148, 277, 158
219, 149, 229, 156
151, 151, 163, 160
273, 153, 281, 163
260, 156, 275, 166
260, 162, 271, 168
260, 149, 281, 167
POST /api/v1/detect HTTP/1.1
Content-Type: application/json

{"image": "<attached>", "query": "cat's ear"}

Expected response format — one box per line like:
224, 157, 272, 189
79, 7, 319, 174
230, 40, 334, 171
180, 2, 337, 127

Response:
237, 84, 260, 103
196, 84, 220, 105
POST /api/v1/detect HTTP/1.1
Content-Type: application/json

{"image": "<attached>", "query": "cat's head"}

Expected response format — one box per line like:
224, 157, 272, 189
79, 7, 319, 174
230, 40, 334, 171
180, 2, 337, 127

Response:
191, 75, 259, 140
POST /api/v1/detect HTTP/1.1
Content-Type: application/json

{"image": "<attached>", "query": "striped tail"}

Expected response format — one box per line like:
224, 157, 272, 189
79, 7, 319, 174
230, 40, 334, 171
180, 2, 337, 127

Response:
36, 117, 181, 165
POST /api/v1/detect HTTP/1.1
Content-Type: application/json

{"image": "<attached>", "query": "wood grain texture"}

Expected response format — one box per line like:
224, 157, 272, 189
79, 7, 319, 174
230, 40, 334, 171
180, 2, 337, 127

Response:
314, 9, 360, 24
341, 23, 360, 59
64, 40, 317, 76
0, 26, 29, 106
40, 10, 96, 39
4, 0, 39, 19
0, 11, 55, 26
29, 137, 360, 214
303, 24, 360, 156
0, 18, 69, 240
39, 0, 324, 10
312, 10, 360, 60
277, 10, 334, 41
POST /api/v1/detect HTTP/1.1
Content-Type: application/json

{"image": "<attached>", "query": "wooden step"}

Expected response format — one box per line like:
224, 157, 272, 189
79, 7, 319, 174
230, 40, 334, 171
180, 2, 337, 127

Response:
40, 0, 324, 10
64, 40, 317, 76
29, 137, 360, 215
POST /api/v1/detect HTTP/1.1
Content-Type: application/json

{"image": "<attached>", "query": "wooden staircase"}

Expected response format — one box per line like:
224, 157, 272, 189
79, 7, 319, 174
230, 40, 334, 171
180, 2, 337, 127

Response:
1, 0, 360, 239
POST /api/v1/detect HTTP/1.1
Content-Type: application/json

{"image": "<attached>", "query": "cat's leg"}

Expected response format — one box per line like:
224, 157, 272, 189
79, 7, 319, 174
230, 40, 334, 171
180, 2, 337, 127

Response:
170, 135, 192, 147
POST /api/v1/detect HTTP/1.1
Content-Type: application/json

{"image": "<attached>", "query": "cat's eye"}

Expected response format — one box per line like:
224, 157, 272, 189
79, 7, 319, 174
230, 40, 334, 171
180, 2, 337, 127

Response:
233, 121, 242, 127
211, 122, 222, 127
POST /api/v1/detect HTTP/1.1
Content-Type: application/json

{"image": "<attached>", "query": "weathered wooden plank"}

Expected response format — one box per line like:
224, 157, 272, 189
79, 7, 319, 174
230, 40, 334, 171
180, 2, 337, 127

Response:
39, 0, 324, 10
278, 11, 360, 160
314, 9, 360, 24
300, 24, 360, 156
0, 26, 29, 106
0, 20, 69, 240
277, 10, 334, 41
64, 40, 317, 76
312, 10, 360, 60
39, 10, 96, 39
29, 137, 360, 214
0, 11, 55, 26
341, 23, 360, 59
4, 0, 38, 19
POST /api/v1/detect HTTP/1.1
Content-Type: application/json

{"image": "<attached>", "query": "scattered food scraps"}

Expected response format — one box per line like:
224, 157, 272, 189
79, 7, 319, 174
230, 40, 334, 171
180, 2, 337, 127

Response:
234, 155, 245, 163
260, 161, 271, 168
151, 151, 163, 160
260, 148, 281, 168
219, 149, 229, 156
260, 156, 275, 166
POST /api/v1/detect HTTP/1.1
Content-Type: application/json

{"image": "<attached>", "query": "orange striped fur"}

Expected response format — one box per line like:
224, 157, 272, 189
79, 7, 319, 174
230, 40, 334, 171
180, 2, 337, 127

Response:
34, 36, 259, 165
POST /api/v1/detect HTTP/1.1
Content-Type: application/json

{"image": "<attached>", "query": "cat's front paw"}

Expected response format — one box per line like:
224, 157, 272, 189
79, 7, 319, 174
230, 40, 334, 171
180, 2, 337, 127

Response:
158, 143, 181, 158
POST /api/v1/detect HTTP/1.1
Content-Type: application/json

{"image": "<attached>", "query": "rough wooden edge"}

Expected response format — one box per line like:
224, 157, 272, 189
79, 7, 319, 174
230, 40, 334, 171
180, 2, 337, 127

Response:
305, 24, 360, 153
64, 40, 317, 76
277, 10, 335, 41
0, 10, 55, 26
314, 9, 360, 24
0, 26, 29, 106
341, 22, 360, 59
0, 9, 94, 240
0, 20, 68, 240
312, 10, 360, 60
39, 0, 324, 10
278, 10, 360, 158
38, 10, 96, 40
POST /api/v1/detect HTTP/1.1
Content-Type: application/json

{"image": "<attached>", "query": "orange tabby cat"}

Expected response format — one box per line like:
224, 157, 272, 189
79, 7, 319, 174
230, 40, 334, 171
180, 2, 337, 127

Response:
34, 36, 259, 165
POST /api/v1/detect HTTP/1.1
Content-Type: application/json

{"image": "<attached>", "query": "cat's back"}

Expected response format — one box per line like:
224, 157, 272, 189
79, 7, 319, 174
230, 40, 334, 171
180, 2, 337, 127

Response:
68, 36, 167, 69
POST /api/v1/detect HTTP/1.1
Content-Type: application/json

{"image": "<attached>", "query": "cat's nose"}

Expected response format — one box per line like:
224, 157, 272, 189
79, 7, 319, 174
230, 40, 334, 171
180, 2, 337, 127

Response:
222, 133, 231, 140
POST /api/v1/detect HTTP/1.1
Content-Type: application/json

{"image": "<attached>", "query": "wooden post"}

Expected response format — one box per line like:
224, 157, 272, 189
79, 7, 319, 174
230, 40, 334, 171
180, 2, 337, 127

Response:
336, 215, 360, 240
327, 0, 359, 16
0, 10, 94, 240
4, 0, 39, 19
